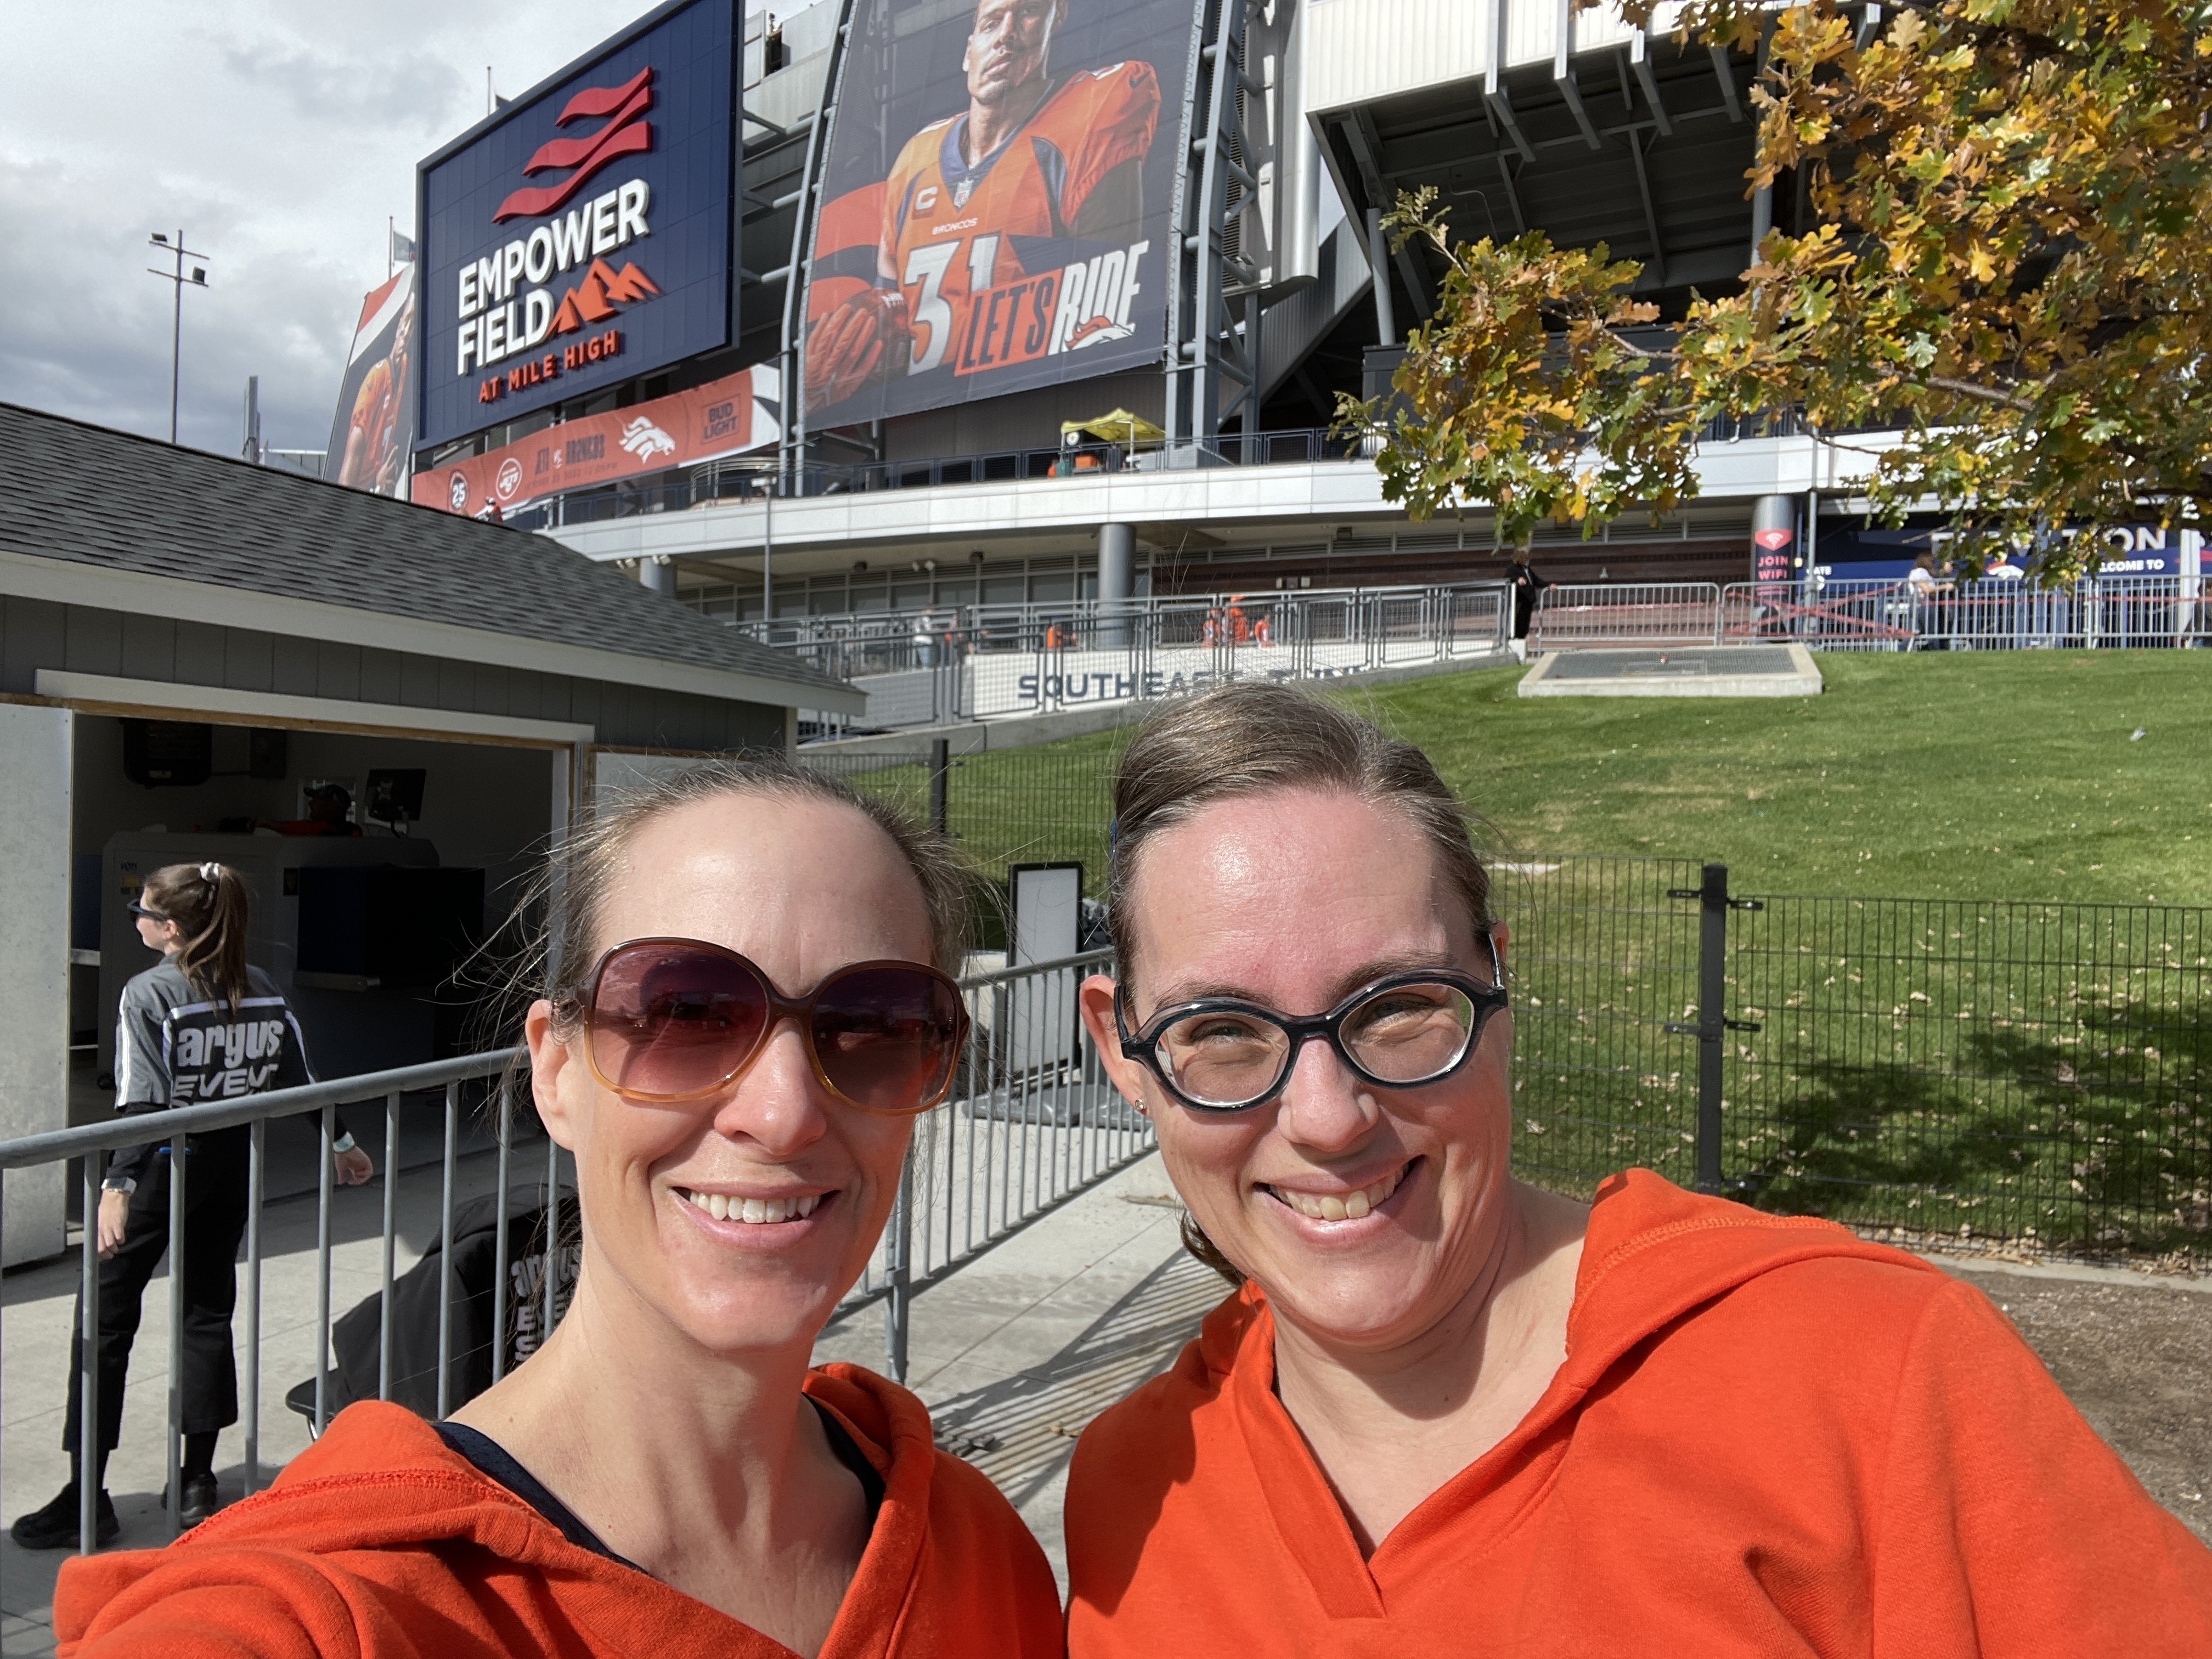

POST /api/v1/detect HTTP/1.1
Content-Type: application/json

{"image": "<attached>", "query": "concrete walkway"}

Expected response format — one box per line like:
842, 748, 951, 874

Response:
811, 1154, 1209, 1586
0, 1151, 1204, 1651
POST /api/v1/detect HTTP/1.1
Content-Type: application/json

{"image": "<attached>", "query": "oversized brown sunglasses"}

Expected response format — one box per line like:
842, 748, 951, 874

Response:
562, 938, 969, 1114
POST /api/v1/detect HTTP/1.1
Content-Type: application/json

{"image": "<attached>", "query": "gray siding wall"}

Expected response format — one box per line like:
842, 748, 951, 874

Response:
1, 597, 785, 753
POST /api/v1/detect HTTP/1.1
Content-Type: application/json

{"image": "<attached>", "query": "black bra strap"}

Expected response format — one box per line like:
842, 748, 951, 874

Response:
434, 1420, 643, 1571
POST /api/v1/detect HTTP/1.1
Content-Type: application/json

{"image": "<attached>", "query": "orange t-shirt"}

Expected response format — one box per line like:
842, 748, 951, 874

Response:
59, 1366, 1061, 1658
1066, 1170, 2212, 1656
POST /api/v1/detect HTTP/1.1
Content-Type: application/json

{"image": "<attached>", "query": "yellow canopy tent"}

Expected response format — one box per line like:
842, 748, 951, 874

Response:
1060, 409, 1166, 449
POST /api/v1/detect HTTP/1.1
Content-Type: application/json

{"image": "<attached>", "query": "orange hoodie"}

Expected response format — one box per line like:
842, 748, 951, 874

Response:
58, 1365, 1061, 1658
1066, 1170, 2212, 1657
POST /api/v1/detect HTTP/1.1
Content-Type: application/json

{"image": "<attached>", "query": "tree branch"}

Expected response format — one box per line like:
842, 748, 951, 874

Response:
1916, 374, 2038, 414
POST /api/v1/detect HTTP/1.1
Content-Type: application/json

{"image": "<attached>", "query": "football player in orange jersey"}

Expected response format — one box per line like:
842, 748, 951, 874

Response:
807, 0, 1160, 411
338, 286, 415, 494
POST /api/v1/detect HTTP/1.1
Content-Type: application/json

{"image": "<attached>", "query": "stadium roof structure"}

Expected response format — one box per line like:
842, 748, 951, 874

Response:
0, 402, 854, 713
1311, 16, 1769, 321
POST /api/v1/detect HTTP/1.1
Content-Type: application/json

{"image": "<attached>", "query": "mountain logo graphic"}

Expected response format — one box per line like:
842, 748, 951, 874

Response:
495, 67, 656, 223
619, 417, 678, 461
548, 258, 663, 336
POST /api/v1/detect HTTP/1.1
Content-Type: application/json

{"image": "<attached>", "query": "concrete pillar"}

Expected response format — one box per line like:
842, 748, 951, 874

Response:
1098, 523, 1136, 647
639, 556, 675, 599
1751, 494, 1797, 585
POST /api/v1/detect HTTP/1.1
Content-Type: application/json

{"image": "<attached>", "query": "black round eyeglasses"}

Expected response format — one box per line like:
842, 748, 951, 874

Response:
1113, 934, 1508, 1113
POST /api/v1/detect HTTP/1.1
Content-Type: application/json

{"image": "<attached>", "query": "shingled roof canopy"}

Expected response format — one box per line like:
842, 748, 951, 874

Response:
0, 401, 840, 698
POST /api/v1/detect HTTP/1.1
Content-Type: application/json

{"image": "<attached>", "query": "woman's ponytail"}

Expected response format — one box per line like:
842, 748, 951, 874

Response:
139, 862, 253, 1008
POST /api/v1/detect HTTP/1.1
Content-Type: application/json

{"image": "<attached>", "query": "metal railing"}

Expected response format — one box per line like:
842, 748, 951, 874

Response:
0, 1052, 534, 1559
785, 583, 1513, 732
1724, 575, 2209, 651
730, 578, 1490, 650
836, 948, 1152, 1377
1528, 584, 1727, 651
1532, 576, 2210, 653
0, 951, 1148, 1555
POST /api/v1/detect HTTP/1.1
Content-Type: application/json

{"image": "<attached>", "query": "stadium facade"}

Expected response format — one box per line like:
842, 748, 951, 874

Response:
404, 0, 1930, 625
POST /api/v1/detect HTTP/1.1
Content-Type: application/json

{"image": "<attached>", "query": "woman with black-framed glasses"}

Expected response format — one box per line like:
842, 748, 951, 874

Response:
57, 759, 1063, 1659
1066, 684, 2211, 1656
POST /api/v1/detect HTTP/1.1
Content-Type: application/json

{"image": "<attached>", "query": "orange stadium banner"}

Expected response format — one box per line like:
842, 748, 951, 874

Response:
327, 266, 417, 496
800, 0, 1200, 428
410, 361, 780, 518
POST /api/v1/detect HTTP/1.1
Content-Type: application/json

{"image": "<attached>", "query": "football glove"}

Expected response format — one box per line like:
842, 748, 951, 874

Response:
807, 287, 911, 413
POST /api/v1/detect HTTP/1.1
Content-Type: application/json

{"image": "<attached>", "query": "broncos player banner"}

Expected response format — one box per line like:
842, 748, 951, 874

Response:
327, 265, 418, 496
803, 0, 1195, 426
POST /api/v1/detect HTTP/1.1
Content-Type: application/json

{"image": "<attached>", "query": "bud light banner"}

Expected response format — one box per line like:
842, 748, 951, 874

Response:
410, 362, 778, 518
415, 0, 737, 451
801, 0, 1200, 430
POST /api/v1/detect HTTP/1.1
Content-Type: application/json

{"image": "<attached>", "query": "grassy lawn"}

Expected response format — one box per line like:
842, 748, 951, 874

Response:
1356, 650, 2212, 906
900, 648, 2211, 906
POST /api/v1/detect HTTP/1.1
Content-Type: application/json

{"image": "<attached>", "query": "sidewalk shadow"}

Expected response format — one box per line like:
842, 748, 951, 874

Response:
926, 1248, 1228, 1514
0, 1480, 182, 1647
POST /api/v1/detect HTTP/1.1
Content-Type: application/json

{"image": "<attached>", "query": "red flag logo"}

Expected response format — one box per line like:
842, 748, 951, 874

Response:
494, 67, 656, 223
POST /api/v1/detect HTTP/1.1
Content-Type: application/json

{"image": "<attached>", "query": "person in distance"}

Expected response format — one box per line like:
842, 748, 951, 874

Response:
58, 760, 1062, 1658
1066, 682, 2212, 1655
11, 861, 371, 1550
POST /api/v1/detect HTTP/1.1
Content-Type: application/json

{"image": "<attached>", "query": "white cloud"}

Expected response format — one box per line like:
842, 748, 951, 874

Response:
0, 2, 715, 458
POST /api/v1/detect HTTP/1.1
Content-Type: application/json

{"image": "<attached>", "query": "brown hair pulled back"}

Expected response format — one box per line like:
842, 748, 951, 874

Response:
510, 755, 970, 1040
140, 862, 253, 1009
1104, 682, 1496, 1283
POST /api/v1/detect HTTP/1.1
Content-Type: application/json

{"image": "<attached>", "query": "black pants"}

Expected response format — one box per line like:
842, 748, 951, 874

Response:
65, 1127, 251, 1459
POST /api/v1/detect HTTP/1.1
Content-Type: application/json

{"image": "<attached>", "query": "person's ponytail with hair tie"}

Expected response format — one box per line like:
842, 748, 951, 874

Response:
140, 861, 252, 1010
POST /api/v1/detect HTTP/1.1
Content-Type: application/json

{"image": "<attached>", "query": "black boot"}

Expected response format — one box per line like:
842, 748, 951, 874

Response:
11, 1483, 120, 1550
177, 1430, 221, 1526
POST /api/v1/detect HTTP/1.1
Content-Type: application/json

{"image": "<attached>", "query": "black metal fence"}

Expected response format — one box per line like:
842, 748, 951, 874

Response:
801, 742, 1117, 911
1494, 859, 2212, 1261
1489, 857, 1709, 1193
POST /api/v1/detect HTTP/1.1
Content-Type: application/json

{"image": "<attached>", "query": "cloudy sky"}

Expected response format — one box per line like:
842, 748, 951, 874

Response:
2, 2, 750, 459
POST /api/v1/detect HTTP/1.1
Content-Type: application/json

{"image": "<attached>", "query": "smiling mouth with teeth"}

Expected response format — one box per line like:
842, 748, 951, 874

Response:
1263, 1161, 1412, 1223
675, 1188, 826, 1224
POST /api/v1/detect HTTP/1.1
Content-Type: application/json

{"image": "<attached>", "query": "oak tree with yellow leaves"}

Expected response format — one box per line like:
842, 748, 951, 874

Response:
1344, 0, 2212, 578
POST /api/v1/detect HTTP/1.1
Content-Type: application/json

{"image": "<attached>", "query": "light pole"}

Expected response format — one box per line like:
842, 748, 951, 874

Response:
146, 230, 210, 445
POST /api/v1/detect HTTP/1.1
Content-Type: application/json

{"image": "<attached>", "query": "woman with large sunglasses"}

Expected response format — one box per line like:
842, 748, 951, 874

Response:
58, 760, 1063, 1658
1066, 684, 2211, 1655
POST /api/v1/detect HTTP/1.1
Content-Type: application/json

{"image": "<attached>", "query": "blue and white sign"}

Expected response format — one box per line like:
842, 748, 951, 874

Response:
415, 0, 736, 451
1814, 522, 2197, 582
